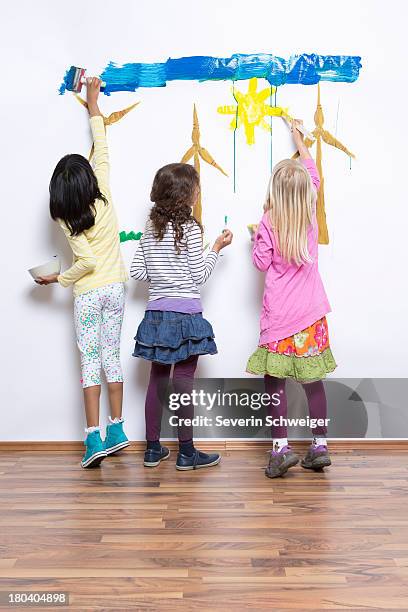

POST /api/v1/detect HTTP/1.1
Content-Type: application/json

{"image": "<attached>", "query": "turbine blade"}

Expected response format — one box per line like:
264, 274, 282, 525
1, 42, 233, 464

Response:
105, 102, 140, 125
199, 147, 228, 176
181, 146, 195, 163
321, 129, 355, 158
74, 94, 88, 108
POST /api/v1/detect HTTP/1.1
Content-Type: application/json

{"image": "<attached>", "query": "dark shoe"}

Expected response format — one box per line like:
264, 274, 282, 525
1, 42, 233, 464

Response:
176, 449, 221, 471
301, 445, 331, 470
144, 445, 170, 467
265, 446, 299, 479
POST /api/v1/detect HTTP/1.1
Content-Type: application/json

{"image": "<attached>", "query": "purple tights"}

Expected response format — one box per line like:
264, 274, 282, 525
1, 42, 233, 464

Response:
145, 355, 198, 443
264, 375, 328, 437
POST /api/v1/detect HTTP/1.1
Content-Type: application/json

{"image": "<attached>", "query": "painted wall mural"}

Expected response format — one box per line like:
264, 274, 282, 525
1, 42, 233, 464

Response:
181, 104, 227, 224
217, 78, 286, 146
60, 54, 362, 94
59, 53, 362, 244
293, 84, 355, 244
119, 231, 143, 243
74, 94, 139, 160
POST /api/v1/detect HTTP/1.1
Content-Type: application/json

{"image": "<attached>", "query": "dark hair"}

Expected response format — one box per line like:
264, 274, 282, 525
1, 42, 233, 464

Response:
149, 163, 202, 253
49, 154, 107, 236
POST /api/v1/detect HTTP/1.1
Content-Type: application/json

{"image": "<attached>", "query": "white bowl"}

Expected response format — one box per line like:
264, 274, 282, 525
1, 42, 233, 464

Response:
28, 256, 61, 280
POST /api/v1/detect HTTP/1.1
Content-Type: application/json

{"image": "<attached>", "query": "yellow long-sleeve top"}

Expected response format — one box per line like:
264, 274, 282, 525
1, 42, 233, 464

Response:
57, 115, 128, 296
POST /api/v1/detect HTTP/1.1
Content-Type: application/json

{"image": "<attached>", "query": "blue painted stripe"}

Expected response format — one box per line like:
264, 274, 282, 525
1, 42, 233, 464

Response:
59, 53, 362, 94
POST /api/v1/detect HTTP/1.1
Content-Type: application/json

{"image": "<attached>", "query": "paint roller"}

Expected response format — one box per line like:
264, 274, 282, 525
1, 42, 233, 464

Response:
63, 66, 106, 93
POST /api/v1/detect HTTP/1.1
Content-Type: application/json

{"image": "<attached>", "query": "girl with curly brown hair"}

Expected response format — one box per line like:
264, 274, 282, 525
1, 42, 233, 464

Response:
131, 163, 233, 470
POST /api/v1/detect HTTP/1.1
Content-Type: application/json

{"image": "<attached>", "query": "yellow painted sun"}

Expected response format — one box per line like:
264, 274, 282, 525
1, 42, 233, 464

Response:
217, 77, 288, 145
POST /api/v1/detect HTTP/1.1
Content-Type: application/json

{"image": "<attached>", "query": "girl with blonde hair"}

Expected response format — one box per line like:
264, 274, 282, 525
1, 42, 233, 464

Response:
247, 120, 336, 479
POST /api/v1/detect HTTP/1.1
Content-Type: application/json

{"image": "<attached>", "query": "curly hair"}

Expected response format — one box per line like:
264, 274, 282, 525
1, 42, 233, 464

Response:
149, 163, 203, 253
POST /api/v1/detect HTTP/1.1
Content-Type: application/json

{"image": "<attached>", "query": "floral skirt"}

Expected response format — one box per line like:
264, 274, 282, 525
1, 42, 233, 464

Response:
246, 317, 337, 383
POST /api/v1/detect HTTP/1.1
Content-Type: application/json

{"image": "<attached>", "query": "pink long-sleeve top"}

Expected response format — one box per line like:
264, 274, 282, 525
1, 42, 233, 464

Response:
252, 158, 331, 344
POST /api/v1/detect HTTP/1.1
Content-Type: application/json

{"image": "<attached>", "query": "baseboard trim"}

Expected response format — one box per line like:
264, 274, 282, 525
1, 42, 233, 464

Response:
1, 440, 408, 452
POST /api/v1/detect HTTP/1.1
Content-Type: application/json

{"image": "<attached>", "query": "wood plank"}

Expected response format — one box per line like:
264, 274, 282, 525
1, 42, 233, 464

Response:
1, 448, 408, 610
0, 559, 17, 568
0, 568, 189, 578
1, 439, 408, 450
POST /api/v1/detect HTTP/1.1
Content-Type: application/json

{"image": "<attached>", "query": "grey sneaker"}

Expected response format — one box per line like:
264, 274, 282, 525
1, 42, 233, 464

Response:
301, 445, 331, 470
265, 446, 299, 479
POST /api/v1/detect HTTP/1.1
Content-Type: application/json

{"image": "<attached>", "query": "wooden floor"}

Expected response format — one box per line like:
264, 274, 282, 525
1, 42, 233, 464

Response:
1, 448, 408, 611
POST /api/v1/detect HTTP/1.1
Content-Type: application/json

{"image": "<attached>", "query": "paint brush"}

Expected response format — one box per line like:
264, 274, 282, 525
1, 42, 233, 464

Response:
282, 114, 315, 142
64, 66, 106, 93
220, 215, 229, 257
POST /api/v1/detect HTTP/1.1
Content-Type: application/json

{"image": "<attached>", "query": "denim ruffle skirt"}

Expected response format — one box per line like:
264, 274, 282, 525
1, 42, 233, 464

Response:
133, 310, 218, 364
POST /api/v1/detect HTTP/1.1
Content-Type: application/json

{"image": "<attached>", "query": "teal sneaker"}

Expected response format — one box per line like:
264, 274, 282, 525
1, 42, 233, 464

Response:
81, 430, 107, 469
104, 421, 130, 456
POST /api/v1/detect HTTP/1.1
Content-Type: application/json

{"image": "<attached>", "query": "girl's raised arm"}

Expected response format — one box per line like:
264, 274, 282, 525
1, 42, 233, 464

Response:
87, 78, 110, 196
292, 119, 320, 191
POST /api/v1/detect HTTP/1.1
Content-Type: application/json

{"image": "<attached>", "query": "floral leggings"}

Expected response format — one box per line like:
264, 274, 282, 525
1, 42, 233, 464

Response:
74, 283, 125, 388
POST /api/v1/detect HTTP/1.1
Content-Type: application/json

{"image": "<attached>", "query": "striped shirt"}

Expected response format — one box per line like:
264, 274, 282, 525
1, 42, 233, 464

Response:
130, 220, 219, 300
57, 115, 128, 296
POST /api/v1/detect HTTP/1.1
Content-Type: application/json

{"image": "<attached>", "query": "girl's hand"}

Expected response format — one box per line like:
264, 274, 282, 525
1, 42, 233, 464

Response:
35, 274, 59, 285
248, 224, 258, 242
291, 119, 304, 143
291, 118, 312, 160
213, 229, 233, 253
86, 77, 101, 103
86, 78, 102, 117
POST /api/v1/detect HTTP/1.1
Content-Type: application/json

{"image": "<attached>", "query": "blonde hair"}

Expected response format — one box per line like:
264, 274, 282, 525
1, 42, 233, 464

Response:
264, 159, 315, 266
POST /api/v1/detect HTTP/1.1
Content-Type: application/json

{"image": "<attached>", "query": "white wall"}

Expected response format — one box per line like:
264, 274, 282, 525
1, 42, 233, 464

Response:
2, 0, 407, 441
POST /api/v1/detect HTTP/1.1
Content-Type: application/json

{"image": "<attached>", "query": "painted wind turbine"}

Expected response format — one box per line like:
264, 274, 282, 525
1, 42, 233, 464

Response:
74, 94, 139, 160
296, 83, 355, 244
74, 95, 142, 242
181, 104, 227, 223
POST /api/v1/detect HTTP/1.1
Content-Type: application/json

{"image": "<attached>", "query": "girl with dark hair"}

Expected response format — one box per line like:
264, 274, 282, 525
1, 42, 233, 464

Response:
131, 163, 233, 470
37, 78, 129, 468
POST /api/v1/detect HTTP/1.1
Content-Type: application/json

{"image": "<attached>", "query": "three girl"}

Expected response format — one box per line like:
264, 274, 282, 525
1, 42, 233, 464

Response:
131, 163, 232, 469
40, 78, 335, 478
247, 120, 336, 478
37, 79, 129, 467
